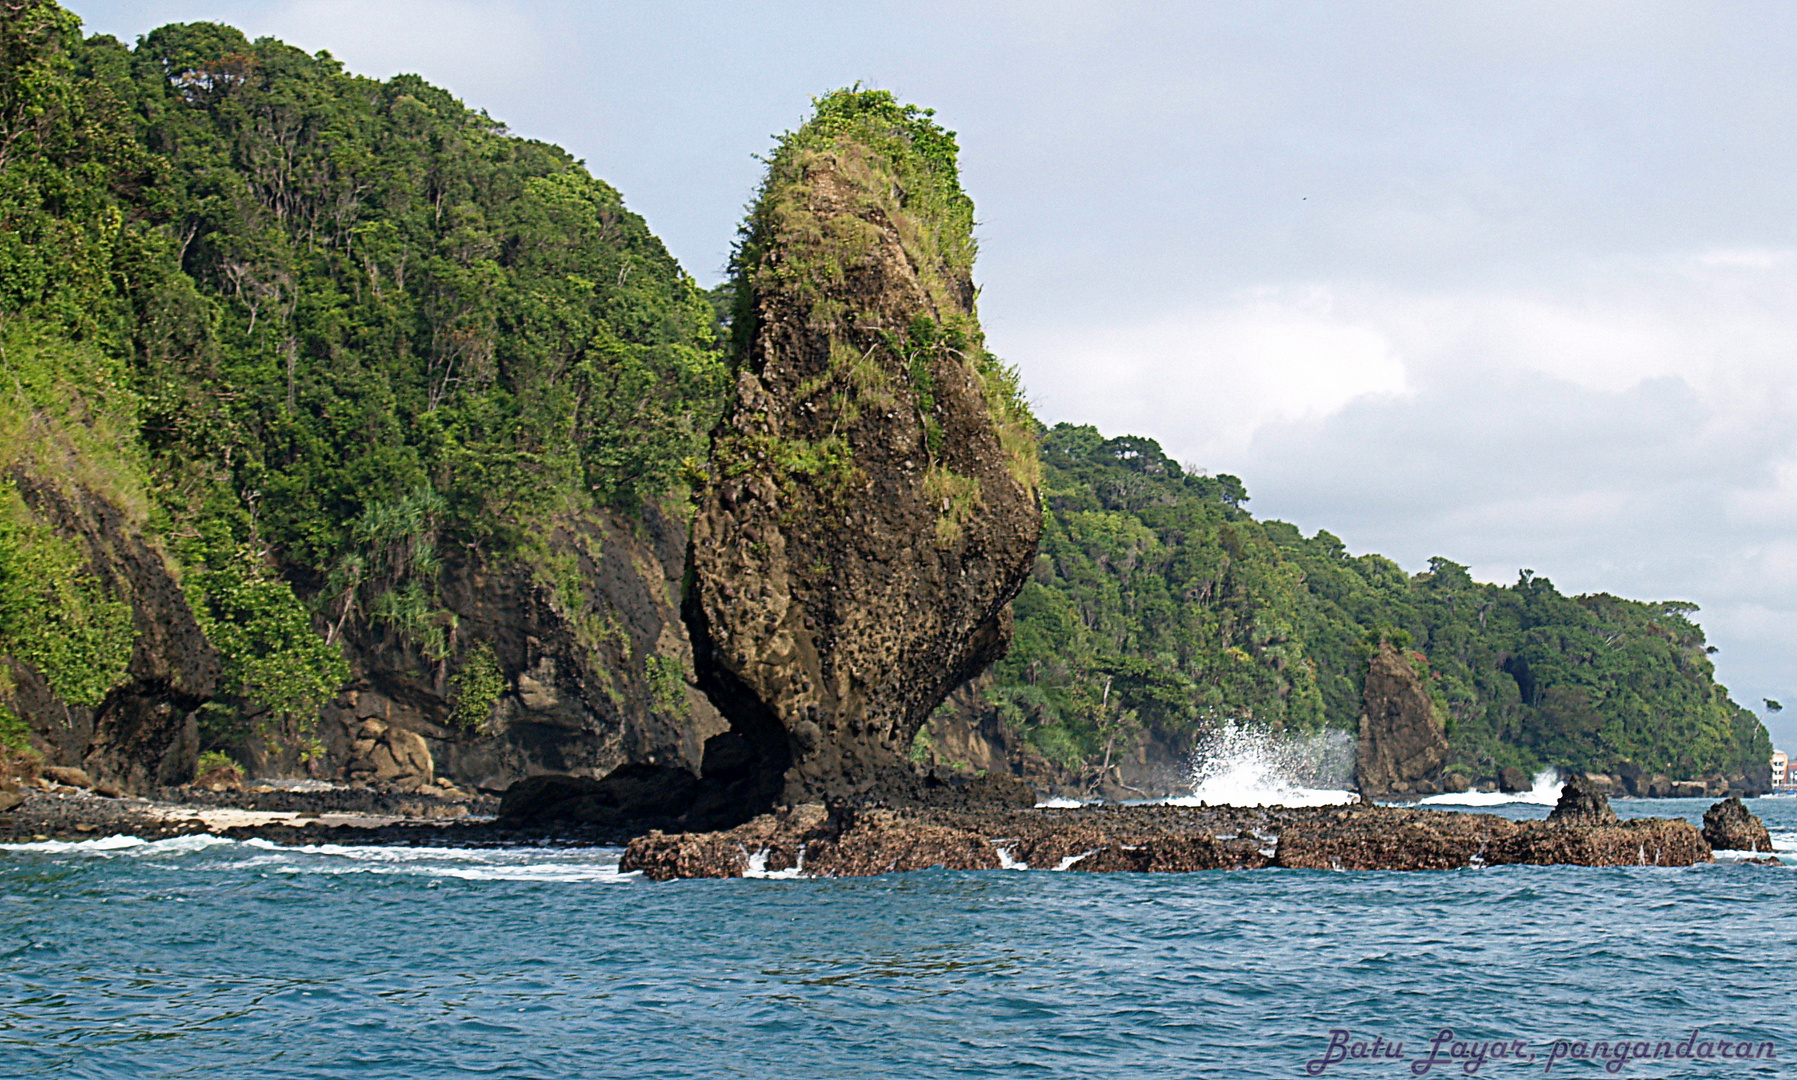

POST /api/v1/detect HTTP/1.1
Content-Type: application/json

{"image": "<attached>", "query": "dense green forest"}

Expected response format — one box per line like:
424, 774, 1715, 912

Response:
0, 1, 722, 754
990, 424, 1771, 781
0, 0, 1771, 786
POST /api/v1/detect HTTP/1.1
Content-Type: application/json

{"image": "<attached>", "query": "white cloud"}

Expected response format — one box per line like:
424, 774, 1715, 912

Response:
263, 0, 545, 106
1005, 245, 1797, 734
1014, 286, 1409, 460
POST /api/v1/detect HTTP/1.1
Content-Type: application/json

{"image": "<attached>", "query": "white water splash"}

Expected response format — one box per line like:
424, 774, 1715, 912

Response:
0, 834, 641, 882
0, 833, 235, 855
1161, 721, 1359, 808
743, 845, 807, 880
1417, 769, 1563, 807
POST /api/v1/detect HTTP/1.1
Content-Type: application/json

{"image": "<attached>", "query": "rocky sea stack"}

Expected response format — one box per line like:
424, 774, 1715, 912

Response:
1355, 642, 1449, 799
686, 91, 1041, 807
1702, 796, 1773, 852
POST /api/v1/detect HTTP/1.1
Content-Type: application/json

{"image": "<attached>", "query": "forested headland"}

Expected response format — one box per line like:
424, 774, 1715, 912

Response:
0, 0, 1771, 798
979, 426, 1770, 788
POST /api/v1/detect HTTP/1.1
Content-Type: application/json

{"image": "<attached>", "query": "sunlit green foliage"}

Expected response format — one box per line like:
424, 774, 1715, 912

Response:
998, 424, 1772, 779
0, 2, 725, 758
723, 88, 1038, 505
0, 323, 142, 714
449, 643, 503, 733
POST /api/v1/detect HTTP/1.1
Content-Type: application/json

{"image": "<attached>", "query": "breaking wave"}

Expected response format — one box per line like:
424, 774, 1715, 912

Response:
1161, 721, 1359, 808
1418, 769, 1563, 807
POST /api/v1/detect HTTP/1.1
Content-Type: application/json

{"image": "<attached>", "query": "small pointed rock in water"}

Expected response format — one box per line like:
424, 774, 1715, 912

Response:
1546, 775, 1619, 827
1701, 796, 1772, 852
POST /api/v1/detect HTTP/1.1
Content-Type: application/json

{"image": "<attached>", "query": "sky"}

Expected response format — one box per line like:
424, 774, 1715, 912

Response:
68, 0, 1797, 753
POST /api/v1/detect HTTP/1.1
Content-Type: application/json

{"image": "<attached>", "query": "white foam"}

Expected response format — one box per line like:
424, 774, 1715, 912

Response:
0, 833, 237, 855
1033, 797, 1087, 809
1418, 769, 1563, 807
1159, 721, 1358, 808
1, 834, 640, 882
742, 846, 807, 879
1054, 850, 1096, 871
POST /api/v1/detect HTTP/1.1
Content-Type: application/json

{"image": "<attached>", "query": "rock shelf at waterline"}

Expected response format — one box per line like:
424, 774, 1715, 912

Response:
1, 778, 1776, 880
623, 791, 1742, 880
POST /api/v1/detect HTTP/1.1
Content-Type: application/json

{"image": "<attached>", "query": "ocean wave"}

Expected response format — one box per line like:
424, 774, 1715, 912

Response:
0, 834, 640, 883
1163, 721, 1358, 807
1418, 769, 1563, 807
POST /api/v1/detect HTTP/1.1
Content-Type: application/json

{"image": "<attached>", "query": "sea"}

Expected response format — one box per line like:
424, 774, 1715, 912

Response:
2, 758, 1793, 1079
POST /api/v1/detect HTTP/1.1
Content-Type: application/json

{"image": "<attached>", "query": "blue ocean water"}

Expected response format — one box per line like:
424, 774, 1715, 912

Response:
1, 798, 1792, 1079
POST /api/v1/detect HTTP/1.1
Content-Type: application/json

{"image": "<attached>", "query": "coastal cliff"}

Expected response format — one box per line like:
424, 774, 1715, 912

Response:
685, 90, 1040, 807
313, 504, 727, 796
1, 325, 220, 793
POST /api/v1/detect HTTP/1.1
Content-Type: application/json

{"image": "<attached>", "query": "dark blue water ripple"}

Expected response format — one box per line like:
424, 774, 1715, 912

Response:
0, 800, 1792, 1079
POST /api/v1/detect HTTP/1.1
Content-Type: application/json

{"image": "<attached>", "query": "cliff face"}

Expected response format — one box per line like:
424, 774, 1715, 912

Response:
686, 91, 1041, 806
1355, 642, 1448, 798
309, 503, 728, 798
3, 477, 219, 791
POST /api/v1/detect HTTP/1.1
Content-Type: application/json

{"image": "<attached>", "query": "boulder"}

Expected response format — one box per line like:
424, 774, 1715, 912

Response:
1546, 775, 1619, 827
42, 766, 91, 790
1702, 797, 1773, 853
1354, 643, 1448, 799
1498, 766, 1533, 794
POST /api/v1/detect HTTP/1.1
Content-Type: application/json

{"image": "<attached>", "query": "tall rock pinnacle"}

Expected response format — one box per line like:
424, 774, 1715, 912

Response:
686, 90, 1042, 806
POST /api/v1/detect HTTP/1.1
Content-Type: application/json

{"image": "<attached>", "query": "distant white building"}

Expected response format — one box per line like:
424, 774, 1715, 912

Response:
1774, 751, 1788, 786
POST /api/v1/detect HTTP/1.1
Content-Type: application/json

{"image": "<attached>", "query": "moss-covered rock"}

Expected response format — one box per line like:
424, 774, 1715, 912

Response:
687, 90, 1041, 806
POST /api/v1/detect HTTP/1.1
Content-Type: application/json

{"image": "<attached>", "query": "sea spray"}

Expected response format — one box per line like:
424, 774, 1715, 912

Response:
1417, 768, 1563, 808
1163, 721, 1358, 808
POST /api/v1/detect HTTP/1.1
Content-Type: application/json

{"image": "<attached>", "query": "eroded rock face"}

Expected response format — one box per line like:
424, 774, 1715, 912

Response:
686, 95, 1040, 807
3, 480, 219, 793
316, 503, 728, 798
1702, 796, 1772, 852
1355, 642, 1449, 799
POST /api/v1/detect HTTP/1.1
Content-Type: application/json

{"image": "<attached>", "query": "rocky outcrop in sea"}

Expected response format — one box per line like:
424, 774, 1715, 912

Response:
1355, 642, 1449, 798
684, 94, 1040, 809
1702, 796, 1773, 852
620, 787, 1722, 881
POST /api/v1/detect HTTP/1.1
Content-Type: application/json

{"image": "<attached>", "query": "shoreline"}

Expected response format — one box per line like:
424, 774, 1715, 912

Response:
3, 778, 1786, 882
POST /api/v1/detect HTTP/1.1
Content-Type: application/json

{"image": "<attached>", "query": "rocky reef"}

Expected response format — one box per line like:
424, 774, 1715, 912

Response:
684, 91, 1040, 809
621, 794, 1718, 881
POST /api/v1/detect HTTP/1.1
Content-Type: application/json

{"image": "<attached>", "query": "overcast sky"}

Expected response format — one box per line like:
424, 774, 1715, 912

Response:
70, 0, 1797, 753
